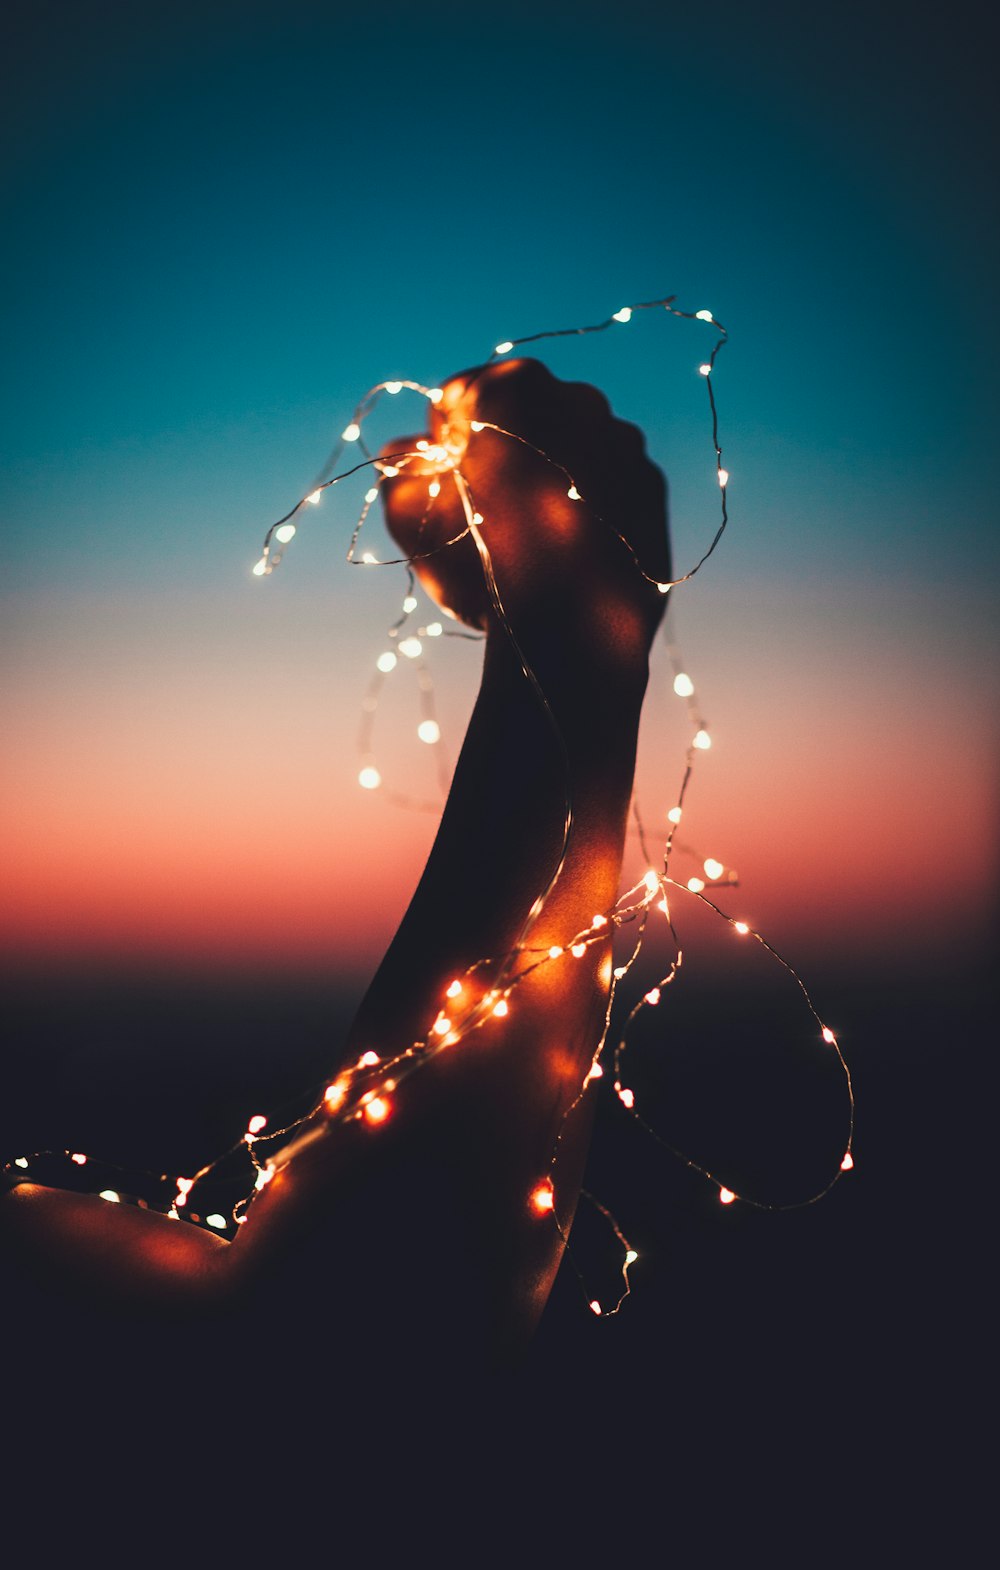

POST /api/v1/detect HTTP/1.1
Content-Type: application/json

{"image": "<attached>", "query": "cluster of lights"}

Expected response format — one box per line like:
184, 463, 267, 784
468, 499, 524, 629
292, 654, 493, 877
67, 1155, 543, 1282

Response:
3, 295, 854, 1323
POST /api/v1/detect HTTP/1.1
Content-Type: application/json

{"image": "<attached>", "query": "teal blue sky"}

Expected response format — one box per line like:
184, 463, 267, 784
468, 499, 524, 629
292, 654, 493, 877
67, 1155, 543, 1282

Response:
2, 0, 996, 977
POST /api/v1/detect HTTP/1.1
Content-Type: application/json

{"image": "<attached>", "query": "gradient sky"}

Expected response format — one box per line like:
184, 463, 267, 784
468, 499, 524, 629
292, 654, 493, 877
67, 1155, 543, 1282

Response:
2, 0, 996, 989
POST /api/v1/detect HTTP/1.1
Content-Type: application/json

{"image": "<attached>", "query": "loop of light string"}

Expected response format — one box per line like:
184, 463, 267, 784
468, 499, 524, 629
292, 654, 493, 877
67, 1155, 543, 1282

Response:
4, 295, 853, 1320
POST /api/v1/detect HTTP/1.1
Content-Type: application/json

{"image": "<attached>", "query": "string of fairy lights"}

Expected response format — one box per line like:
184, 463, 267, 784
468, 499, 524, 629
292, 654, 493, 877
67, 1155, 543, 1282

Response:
4, 294, 853, 1321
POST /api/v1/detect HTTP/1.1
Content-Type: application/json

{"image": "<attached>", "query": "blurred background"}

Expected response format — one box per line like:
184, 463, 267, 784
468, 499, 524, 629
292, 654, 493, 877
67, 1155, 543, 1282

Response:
1, 0, 995, 1504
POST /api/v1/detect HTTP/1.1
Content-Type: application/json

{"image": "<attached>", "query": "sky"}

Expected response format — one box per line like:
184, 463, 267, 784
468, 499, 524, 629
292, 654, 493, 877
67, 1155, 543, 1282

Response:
2, 0, 996, 996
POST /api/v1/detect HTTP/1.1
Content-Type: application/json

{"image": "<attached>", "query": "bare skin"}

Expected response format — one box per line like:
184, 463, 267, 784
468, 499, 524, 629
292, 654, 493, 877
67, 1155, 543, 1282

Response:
1, 358, 670, 1369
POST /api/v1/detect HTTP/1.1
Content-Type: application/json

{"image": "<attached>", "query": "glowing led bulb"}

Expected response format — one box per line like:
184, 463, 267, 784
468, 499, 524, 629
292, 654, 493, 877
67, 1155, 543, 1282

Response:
657, 582, 672, 594
841, 1152, 854, 1171
644, 869, 660, 894
254, 1165, 274, 1191
472, 512, 484, 525
667, 806, 683, 824
359, 766, 381, 790
399, 637, 422, 659
693, 729, 712, 750
592, 913, 608, 928
571, 943, 587, 958
719, 1187, 735, 1205
612, 307, 632, 323
613, 966, 628, 980
548, 945, 563, 959
644, 988, 661, 1006
14, 1157, 28, 1168
695, 309, 713, 321
417, 719, 441, 744
531, 1184, 555, 1214
361, 551, 378, 565
704, 858, 724, 880
446, 979, 463, 998
324, 1081, 347, 1110
624, 1249, 639, 1266
206, 1213, 228, 1229
99, 1190, 120, 1203
247, 1115, 268, 1135
687, 877, 705, 893
402, 595, 418, 613
426, 622, 443, 637
252, 558, 268, 577
567, 485, 581, 500
176, 1177, 194, 1194
428, 479, 441, 498
365, 487, 379, 504
381, 465, 400, 478
495, 341, 514, 355
342, 422, 361, 442
492, 998, 509, 1018
307, 489, 322, 505
590, 1300, 603, 1315
718, 468, 729, 487
360, 1050, 380, 1067
822, 1027, 837, 1045
71, 1153, 87, 1166
673, 672, 695, 697
699, 363, 712, 376
618, 1087, 635, 1109
274, 523, 297, 544
586, 1061, 604, 1081
470, 420, 485, 432
734, 921, 750, 935
385, 381, 403, 395
376, 651, 397, 673
428, 388, 443, 403
433, 1015, 452, 1036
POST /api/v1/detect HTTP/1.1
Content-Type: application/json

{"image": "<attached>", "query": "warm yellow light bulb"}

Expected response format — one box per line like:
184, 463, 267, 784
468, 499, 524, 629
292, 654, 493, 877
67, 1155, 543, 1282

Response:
428, 388, 443, 403
531, 1184, 555, 1214
206, 1213, 228, 1229
612, 307, 632, 323
275, 523, 296, 544
71, 1153, 87, 1165
657, 582, 672, 594
822, 1027, 837, 1045
361, 551, 378, 565
734, 921, 750, 935
364, 1096, 390, 1125
841, 1152, 854, 1171
673, 672, 695, 697
385, 381, 403, 395
381, 464, 399, 478
548, 945, 563, 959
567, 485, 581, 500
695, 309, 713, 321
693, 729, 712, 750
687, 877, 705, 893
618, 1086, 635, 1109
624, 1249, 638, 1266
417, 719, 441, 744
428, 479, 441, 498
586, 1061, 604, 1081
365, 487, 379, 504
644, 988, 661, 1006
307, 489, 322, 505
592, 913, 607, 928
590, 1300, 603, 1315
667, 806, 683, 824
426, 622, 443, 637
360, 1050, 380, 1067
402, 594, 418, 613
252, 558, 268, 577
699, 363, 712, 376
644, 869, 660, 894
247, 1115, 267, 1134
719, 1187, 735, 1205
571, 942, 587, 958
358, 765, 381, 790
433, 1015, 452, 1036
376, 651, 397, 673
718, 468, 729, 487
342, 422, 361, 442
704, 858, 724, 880
470, 420, 485, 432
492, 998, 509, 1018
99, 1190, 121, 1203
495, 341, 514, 355
399, 637, 422, 659
324, 1081, 347, 1110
